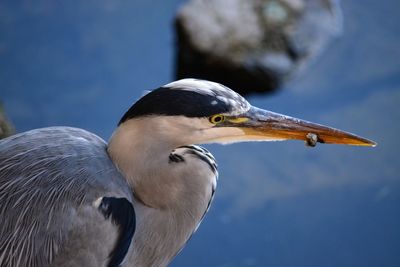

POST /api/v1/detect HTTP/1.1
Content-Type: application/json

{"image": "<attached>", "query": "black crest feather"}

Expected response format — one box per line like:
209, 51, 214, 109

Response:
119, 87, 230, 124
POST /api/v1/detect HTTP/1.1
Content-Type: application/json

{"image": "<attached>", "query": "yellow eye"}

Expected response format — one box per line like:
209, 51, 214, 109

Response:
209, 114, 225, 124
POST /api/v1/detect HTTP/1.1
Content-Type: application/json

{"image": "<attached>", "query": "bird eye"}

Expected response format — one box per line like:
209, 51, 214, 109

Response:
209, 114, 225, 124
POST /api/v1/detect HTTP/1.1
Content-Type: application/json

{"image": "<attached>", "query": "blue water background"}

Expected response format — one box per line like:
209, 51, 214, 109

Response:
1, 0, 399, 266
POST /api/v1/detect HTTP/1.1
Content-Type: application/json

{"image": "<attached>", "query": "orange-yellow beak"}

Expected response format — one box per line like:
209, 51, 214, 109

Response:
224, 106, 376, 147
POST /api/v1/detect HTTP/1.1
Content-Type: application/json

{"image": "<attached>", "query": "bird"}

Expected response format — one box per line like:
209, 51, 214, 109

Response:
0, 79, 375, 267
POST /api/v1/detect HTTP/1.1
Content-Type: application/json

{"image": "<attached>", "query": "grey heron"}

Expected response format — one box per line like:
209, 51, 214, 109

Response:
0, 79, 375, 267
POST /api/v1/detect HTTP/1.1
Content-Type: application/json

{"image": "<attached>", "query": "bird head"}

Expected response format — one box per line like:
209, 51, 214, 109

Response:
118, 79, 376, 148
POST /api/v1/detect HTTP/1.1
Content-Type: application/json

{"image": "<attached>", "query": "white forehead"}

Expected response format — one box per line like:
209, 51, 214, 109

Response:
165, 78, 225, 95
164, 78, 251, 115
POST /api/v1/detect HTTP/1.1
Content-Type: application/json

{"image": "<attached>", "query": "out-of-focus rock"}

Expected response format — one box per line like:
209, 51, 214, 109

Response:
175, 0, 342, 95
0, 103, 14, 139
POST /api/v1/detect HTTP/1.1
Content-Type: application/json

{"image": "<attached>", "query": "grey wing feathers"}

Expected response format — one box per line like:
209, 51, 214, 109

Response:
0, 127, 134, 267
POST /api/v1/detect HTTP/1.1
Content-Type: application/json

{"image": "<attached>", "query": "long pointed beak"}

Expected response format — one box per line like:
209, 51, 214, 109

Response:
231, 106, 376, 147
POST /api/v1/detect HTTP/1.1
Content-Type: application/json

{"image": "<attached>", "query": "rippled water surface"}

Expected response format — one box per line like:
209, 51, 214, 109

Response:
1, 0, 399, 266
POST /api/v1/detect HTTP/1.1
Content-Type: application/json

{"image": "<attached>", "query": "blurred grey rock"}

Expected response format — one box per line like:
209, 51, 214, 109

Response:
0, 103, 14, 139
175, 0, 342, 94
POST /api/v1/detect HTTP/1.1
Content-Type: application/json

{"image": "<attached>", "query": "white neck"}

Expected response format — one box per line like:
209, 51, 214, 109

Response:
108, 118, 179, 207
107, 117, 216, 266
